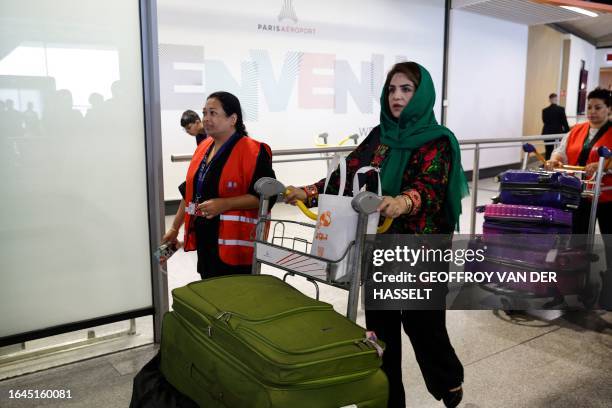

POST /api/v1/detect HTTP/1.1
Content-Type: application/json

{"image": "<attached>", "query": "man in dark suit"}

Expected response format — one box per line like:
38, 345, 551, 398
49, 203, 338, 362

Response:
542, 93, 570, 159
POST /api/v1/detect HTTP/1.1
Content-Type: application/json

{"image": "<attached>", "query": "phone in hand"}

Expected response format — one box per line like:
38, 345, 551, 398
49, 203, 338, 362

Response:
154, 242, 179, 263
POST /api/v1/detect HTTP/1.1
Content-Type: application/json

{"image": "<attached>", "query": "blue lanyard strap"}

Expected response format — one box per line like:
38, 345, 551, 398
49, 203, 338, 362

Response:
194, 133, 240, 201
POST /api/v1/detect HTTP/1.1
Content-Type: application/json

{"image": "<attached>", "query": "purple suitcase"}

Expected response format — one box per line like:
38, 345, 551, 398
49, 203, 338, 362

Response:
483, 203, 572, 227
497, 170, 581, 210
472, 259, 587, 297
482, 220, 571, 250
479, 204, 572, 254
483, 221, 571, 235
466, 239, 589, 296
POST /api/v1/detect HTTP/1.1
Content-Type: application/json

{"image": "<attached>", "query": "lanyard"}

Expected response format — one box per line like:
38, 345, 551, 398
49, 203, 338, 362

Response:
194, 133, 239, 202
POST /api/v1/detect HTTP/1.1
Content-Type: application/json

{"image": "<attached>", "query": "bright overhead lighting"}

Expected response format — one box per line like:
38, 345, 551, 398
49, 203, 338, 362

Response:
559, 6, 598, 17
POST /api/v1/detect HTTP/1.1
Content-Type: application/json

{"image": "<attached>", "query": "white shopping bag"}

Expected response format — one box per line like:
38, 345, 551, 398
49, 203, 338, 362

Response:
311, 155, 381, 282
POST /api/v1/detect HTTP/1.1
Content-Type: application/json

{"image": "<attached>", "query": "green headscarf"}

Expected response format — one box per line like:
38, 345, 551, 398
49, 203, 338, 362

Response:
379, 63, 469, 231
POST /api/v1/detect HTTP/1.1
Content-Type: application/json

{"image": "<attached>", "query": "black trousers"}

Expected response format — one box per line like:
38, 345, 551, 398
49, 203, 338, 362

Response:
544, 136, 561, 160
365, 310, 464, 408
572, 200, 612, 235
195, 227, 251, 279
572, 200, 612, 308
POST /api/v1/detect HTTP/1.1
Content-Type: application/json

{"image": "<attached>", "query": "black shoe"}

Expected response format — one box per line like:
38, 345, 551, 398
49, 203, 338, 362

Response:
442, 387, 463, 408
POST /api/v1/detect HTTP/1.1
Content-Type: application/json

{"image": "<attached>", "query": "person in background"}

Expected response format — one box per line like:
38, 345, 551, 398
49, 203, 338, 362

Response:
285, 62, 468, 408
180, 91, 275, 278
181, 109, 207, 145
542, 92, 570, 160
22, 102, 41, 136
4, 99, 24, 137
162, 111, 209, 246
546, 87, 611, 308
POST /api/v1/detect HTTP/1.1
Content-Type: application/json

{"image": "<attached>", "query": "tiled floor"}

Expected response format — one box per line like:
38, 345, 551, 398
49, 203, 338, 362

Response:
1, 177, 611, 407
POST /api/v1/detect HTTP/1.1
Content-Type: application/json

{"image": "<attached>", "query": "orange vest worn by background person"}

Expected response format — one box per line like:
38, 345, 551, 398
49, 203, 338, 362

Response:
565, 121, 612, 203
183, 136, 270, 265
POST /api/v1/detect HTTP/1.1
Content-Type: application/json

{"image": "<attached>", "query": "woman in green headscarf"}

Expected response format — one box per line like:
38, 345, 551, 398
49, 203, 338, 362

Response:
286, 62, 467, 407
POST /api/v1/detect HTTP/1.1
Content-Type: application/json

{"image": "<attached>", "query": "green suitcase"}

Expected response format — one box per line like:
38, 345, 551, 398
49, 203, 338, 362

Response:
160, 274, 388, 407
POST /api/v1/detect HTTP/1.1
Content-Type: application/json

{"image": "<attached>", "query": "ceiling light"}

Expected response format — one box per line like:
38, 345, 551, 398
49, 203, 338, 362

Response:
559, 6, 599, 17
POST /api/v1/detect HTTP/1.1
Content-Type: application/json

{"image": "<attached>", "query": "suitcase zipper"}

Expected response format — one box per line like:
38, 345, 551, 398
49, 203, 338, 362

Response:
355, 338, 384, 358
484, 216, 570, 227
215, 311, 233, 323
214, 306, 332, 325
236, 325, 372, 355
500, 183, 581, 194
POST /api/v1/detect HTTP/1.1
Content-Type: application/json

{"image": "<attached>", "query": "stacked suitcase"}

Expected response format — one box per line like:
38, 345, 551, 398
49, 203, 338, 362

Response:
160, 274, 388, 408
475, 169, 588, 298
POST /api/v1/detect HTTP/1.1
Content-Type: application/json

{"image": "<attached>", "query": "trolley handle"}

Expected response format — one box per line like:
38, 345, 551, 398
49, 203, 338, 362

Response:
522, 143, 575, 169
288, 189, 393, 234
598, 146, 612, 161
522, 143, 546, 165
597, 146, 612, 178
255, 177, 393, 233
254, 177, 285, 199
337, 133, 359, 146
314, 132, 329, 147
522, 142, 608, 173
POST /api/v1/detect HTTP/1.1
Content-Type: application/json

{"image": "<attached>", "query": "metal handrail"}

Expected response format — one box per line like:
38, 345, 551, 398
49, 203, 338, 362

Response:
170, 133, 566, 234
170, 134, 565, 163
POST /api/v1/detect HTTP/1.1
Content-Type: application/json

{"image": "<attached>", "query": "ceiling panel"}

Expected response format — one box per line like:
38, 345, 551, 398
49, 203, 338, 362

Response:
452, 0, 612, 46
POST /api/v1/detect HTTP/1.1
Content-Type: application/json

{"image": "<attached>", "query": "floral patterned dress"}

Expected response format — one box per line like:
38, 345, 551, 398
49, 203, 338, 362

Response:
302, 125, 452, 234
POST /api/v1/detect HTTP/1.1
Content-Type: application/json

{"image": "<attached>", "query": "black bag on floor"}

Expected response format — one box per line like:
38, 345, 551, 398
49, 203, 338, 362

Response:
129, 352, 198, 408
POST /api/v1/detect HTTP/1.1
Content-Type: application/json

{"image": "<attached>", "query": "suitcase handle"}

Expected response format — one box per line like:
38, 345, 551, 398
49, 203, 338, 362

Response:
537, 174, 553, 183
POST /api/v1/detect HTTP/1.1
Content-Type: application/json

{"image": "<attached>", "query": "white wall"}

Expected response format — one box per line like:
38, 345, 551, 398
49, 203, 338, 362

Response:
595, 48, 612, 70
564, 34, 597, 117
157, 0, 446, 200
595, 47, 612, 87
446, 9, 528, 171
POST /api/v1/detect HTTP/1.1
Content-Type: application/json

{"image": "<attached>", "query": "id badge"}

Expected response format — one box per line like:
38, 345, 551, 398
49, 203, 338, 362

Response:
186, 202, 196, 215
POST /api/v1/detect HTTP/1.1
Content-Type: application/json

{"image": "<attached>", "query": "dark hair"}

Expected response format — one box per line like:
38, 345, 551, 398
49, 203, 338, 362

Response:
180, 110, 200, 127
207, 91, 248, 136
587, 87, 611, 108
383, 62, 421, 96
549, 93, 557, 99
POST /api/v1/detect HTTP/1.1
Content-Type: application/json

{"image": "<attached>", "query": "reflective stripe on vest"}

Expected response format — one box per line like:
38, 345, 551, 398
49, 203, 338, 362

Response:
217, 239, 254, 247
217, 137, 266, 265
219, 215, 258, 224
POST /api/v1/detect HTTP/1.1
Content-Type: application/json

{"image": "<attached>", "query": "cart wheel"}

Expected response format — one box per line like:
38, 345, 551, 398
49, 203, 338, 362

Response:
500, 297, 514, 312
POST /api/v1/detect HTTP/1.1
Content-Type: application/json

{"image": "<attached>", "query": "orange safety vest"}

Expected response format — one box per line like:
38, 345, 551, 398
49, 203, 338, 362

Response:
565, 122, 612, 203
183, 135, 271, 265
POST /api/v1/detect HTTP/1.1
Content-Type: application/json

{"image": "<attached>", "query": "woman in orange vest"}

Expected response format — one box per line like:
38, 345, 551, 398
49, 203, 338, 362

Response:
545, 88, 611, 233
546, 87, 611, 308
181, 91, 275, 278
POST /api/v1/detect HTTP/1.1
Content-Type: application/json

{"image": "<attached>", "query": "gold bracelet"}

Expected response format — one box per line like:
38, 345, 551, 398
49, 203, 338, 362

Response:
399, 194, 412, 215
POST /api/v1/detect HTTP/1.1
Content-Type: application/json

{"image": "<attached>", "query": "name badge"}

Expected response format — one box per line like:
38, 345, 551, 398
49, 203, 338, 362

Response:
186, 202, 197, 215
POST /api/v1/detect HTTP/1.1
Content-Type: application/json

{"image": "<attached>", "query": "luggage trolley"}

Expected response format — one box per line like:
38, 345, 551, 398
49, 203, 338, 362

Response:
250, 177, 384, 322
522, 143, 612, 253
477, 144, 611, 309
